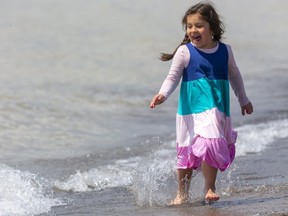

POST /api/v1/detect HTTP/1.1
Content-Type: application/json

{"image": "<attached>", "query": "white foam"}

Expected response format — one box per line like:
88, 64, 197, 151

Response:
54, 157, 141, 192
236, 119, 288, 156
54, 119, 288, 205
0, 164, 63, 216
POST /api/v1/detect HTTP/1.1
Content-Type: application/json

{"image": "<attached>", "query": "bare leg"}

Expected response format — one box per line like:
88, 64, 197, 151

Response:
201, 161, 219, 202
171, 168, 193, 205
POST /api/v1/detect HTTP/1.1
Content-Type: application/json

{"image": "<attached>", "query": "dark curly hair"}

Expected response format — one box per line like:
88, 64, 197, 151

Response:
160, 1, 225, 61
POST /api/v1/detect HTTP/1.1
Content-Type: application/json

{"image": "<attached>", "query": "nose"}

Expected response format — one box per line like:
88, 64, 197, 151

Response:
191, 26, 198, 33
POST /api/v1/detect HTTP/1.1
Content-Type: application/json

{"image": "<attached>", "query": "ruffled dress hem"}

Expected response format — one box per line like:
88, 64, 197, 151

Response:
176, 131, 237, 172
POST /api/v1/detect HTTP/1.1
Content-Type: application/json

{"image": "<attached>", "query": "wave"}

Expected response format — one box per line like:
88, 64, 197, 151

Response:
54, 119, 288, 206
54, 157, 141, 192
0, 164, 64, 216
236, 118, 288, 156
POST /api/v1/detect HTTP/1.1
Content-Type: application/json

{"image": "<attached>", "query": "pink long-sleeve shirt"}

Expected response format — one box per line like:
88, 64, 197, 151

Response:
159, 42, 250, 107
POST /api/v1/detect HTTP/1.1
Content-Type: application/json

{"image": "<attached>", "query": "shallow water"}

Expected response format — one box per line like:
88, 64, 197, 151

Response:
0, 0, 287, 215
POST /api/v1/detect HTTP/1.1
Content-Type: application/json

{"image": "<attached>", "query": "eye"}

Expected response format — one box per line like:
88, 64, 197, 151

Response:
195, 24, 203, 28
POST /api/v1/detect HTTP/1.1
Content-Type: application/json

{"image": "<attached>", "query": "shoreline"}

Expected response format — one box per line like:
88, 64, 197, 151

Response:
46, 137, 288, 216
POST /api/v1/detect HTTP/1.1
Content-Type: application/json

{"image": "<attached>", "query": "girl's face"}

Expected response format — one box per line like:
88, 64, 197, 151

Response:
186, 13, 215, 49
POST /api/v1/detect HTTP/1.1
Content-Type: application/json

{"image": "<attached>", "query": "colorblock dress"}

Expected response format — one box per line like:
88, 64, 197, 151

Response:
159, 42, 249, 171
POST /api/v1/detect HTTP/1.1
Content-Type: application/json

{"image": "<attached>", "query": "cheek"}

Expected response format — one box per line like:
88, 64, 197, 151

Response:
202, 29, 212, 37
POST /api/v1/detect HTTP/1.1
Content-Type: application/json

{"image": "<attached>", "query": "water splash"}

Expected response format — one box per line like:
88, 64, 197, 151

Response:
132, 150, 207, 206
132, 149, 176, 206
218, 164, 240, 197
54, 119, 288, 206
54, 149, 178, 206
0, 164, 63, 216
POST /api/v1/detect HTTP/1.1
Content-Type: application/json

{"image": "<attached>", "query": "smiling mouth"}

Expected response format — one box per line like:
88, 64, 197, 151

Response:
192, 35, 201, 42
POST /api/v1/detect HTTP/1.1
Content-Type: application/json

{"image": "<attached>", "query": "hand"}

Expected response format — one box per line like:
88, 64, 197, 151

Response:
150, 94, 166, 108
241, 101, 253, 115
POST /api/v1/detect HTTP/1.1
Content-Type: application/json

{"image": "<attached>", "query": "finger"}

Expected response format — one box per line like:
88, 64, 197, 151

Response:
150, 100, 156, 108
241, 108, 245, 116
149, 95, 159, 108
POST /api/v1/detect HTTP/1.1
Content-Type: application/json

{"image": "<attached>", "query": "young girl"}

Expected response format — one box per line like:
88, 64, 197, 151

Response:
150, 2, 253, 205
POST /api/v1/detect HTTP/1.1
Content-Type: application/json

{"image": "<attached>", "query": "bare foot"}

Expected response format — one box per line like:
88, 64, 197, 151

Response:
170, 194, 188, 205
204, 188, 219, 203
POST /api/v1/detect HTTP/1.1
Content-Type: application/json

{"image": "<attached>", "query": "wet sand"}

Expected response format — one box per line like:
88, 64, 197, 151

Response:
45, 138, 288, 216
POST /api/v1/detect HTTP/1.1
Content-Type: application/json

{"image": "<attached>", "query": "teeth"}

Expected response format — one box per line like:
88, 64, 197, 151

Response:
192, 35, 201, 41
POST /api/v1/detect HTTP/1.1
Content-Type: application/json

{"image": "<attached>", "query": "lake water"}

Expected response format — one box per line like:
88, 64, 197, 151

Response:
0, 0, 287, 215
